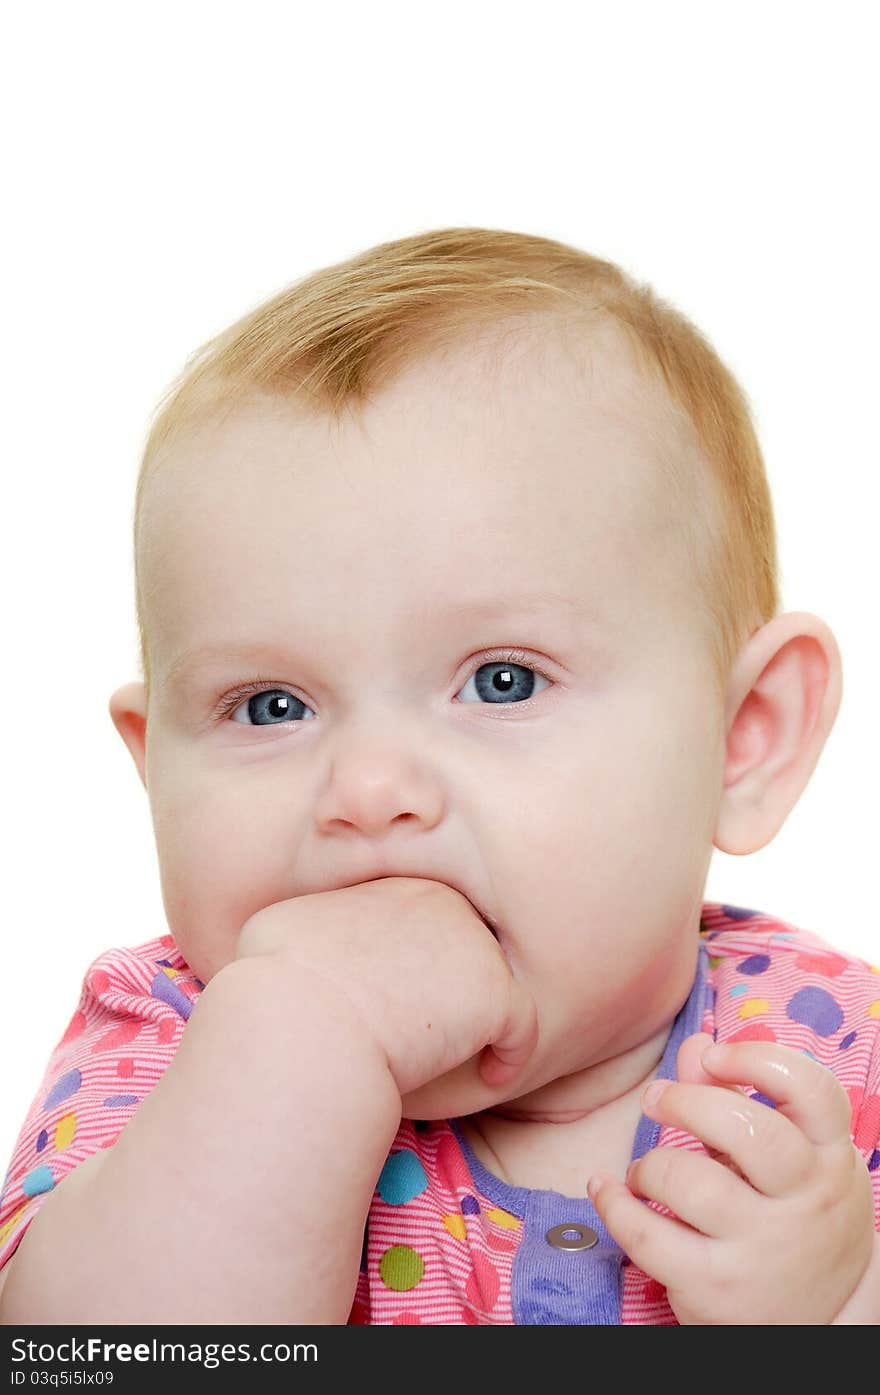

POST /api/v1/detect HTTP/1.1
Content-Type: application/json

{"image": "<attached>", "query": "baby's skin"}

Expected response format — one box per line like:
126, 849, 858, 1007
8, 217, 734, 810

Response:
236, 878, 879, 1324
2, 312, 875, 1323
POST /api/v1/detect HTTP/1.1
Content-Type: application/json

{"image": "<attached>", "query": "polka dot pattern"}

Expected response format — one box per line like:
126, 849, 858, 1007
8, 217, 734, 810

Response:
737, 954, 771, 976
22, 1166, 54, 1198
377, 1150, 428, 1206
43, 1069, 81, 1111
1, 909, 878, 1328
378, 1245, 424, 1292
786, 986, 844, 1037
737, 998, 771, 1019
149, 971, 194, 1019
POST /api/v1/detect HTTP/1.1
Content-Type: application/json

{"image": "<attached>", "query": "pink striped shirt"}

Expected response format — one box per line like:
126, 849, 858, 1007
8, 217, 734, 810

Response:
2, 902, 878, 1322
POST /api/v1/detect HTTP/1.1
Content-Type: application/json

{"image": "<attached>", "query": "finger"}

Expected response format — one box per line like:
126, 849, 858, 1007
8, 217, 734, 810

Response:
675, 1032, 750, 1093
641, 1079, 814, 1196
665, 1034, 753, 1178
625, 1144, 758, 1239
587, 1172, 710, 1295
699, 1040, 853, 1147
479, 983, 540, 1087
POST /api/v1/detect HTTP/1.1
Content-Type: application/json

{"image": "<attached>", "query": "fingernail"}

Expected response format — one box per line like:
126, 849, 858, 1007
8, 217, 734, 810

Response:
642, 1080, 670, 1111
587, 1173, 608, 1200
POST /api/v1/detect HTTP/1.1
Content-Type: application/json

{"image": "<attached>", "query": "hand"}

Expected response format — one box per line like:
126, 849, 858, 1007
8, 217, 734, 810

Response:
586, 1031, 877, 1324
234, 876, 539, 1100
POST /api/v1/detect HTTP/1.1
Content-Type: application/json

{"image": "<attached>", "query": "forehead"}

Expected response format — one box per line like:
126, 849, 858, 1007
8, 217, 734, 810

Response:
139, 317, 700, 675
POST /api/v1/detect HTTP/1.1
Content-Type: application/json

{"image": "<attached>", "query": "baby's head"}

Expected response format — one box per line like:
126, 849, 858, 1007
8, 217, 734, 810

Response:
110, 227, 841, 1119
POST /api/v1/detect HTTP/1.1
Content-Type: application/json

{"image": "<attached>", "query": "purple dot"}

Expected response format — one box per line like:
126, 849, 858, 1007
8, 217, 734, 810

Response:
103, 1094, 139, 1107
461, 1194, 480, 1215
750, 1092, 777, 1109
721, 905, 760, 920
786, 987, 844, 1037
43, 1068, 81, 1111
35, 1130, 48, 1153
150, 971, 193, 1020
839, 1032, 857, 1050
737, 954, 771, 976
868, 1150, 880, 1172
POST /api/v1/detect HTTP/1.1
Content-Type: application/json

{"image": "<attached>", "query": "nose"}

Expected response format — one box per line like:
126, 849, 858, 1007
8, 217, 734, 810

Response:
313, 733, 445, 838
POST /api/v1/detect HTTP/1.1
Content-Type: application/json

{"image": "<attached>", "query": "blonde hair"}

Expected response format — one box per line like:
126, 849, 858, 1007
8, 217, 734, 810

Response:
133, 226, 779, 704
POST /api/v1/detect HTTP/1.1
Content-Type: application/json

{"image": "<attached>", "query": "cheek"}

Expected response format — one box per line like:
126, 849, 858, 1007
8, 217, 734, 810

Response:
146, 764, 291, 978
504, 711, 714, 981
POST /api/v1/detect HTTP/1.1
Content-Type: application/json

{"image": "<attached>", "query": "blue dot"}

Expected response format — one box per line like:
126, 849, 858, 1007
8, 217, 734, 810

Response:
786, 987, 844, 1037
22, 1165, 55, 1197
839, 1032, 857, 1050
750, 1092, 777, 1109
868, 1151, 879, 1173
377, 1149, 429, 1205
721, 905, 760, 921
737, 954, 771, 976
43, 1068, 81, 1111
35, 1130, 48, 1153
461, 1194, 480, 1216
728, 984, 749, 997
103, 1095, 138, 1108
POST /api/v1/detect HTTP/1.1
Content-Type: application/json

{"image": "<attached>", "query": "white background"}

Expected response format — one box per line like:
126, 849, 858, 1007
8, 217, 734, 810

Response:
2, 2, 878, 1173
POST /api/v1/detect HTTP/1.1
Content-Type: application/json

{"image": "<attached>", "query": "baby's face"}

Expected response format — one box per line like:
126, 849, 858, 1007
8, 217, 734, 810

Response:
122, 317, 727, 1118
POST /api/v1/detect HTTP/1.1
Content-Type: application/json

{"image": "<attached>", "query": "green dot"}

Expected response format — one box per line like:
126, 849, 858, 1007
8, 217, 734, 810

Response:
378, 1244, 425, 1292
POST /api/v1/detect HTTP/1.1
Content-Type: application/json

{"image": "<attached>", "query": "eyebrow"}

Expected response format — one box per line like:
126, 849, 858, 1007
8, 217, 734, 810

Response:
162, 593, 594, 687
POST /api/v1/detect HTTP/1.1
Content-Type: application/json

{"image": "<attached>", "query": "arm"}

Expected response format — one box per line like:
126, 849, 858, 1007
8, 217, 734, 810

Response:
0, 957, 401, 1325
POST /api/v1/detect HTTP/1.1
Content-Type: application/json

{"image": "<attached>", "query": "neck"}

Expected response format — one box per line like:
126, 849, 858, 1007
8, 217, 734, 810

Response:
483, 1021, 671, 1125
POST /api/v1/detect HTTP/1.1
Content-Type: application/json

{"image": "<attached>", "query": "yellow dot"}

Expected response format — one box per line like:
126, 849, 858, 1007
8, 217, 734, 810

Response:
708, 956, 722, 970
486, 1207, 521, 1230
867, 1000, 880, 1019
378, 1244, 424, 1292
737, 998, 771, 1019
0, 1202, 31, 1246
443, 1213, 466, 1241
54, 1113, 76, 1151
869, 964, 880, 975
161, 967, 178, 979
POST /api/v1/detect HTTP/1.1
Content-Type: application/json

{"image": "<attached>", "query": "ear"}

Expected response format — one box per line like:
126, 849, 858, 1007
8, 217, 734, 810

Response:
714, 612, 843, 855
108, 681, 149, 790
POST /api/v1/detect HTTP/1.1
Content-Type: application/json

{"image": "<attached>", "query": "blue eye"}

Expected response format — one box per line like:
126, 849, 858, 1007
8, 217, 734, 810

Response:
228, 690, 314, 725
457, 660, 551, 706
222, 654, 552, 726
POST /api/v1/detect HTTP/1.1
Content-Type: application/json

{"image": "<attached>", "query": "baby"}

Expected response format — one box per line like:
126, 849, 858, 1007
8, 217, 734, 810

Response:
1, 227, 878, 1326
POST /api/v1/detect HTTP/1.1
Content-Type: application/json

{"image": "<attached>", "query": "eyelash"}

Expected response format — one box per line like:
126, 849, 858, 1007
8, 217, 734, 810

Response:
210, 648, 553, 722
